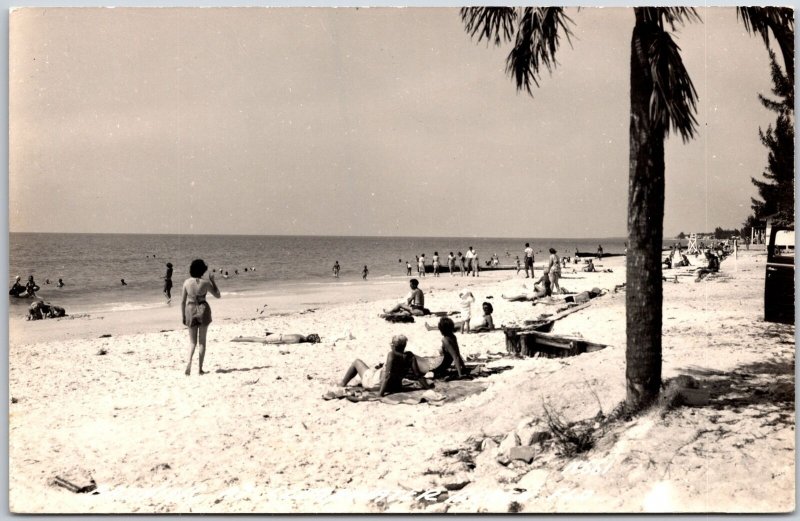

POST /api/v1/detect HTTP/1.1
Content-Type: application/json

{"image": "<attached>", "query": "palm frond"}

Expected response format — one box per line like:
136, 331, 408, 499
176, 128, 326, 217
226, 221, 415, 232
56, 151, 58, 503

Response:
647, 31, 699, 142
737, 7, 794, 48
460, 7, 517, 46
639, 7, 702, 30
506, 7, 574, 94
737, 7, 794, 78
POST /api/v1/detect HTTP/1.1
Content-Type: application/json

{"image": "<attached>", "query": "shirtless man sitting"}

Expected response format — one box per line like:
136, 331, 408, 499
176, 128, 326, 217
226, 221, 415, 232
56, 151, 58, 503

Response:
383, 278, 426, 316
339, 334, 431, 396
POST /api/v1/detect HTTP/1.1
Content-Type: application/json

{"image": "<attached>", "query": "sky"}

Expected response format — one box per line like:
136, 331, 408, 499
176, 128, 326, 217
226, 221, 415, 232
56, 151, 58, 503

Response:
8, 7, 783, 238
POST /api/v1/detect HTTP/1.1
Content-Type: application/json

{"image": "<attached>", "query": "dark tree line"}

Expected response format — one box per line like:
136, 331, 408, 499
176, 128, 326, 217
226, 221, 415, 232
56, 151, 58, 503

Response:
744, 49, 794, 232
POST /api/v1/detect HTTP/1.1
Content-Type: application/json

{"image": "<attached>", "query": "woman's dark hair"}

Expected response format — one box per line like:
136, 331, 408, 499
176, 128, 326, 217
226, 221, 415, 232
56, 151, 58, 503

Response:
482, 302, 494, 314
549, 248, 557, 254
189, 259, 208, 278
438, 317, 456, 336
434, 251, 438, 255
166, 262, 173, 268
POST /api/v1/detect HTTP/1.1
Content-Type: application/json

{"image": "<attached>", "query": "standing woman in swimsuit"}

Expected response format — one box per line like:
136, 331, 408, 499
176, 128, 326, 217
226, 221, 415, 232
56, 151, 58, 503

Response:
182, 259, 221, 375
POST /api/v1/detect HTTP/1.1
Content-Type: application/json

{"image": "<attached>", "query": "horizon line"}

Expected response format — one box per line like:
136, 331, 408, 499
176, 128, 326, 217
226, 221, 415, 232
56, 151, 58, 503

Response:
9, 230, 637, 241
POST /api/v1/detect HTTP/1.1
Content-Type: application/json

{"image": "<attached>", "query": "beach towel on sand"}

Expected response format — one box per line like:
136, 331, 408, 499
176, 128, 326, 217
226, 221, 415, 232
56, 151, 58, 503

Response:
323, 364, 512, 405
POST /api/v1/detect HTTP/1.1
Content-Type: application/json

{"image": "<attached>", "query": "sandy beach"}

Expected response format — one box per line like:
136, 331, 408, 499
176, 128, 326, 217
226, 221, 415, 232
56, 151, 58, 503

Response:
8, 250, 794, 513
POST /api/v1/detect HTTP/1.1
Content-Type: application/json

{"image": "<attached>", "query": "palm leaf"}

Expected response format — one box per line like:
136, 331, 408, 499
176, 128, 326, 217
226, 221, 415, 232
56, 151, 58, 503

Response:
737, 7, 794, 47
647, 31, 699, 142
506, 7, 574, 94
737, 7, 794, 79
460, 7, 517, 46
640, 7, 702, 30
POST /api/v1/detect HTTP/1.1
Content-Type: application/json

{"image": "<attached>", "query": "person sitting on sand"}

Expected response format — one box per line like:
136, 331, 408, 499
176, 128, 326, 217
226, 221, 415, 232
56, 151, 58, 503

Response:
340, 334, 431, 396
695, 251, 720, 282
56, 278, 65, 288
583, 259, 597, 272
383, 278, 425, 316
426, 302, 495, 333
502, 268, 552, 302
414, 317, 468, 379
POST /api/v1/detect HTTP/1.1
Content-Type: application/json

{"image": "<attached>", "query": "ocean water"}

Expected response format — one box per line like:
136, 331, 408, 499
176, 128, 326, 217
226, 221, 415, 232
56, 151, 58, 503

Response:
9, 233, 629, 314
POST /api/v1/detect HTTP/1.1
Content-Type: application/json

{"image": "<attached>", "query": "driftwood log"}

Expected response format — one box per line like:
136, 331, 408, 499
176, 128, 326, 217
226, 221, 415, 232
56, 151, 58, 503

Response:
503, 302, 605, 357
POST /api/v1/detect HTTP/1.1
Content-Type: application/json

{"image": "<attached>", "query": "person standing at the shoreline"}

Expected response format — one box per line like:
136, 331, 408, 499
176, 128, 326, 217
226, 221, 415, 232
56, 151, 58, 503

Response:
472, 248, 480, 277
447, 252, 455, 276
406, 261, 412, 276
362, 265, 369, 280
458, 252, 466, 276
465, 247, 475, 275
548, 248, 561, 294
163, 262, 174, 303
524, 242, 534, 278
333, 261, 340, 278
432, 252, 440, 277
182, 259, 221, 376
418, 254, 426, 277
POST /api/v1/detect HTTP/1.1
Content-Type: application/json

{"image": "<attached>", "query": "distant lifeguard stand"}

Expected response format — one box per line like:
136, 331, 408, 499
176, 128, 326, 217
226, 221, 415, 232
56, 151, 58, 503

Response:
686, 233, 699, 254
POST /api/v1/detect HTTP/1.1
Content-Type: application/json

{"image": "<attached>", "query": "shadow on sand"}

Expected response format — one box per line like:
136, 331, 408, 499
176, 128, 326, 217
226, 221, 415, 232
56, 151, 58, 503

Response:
215, 365, 272, 374
678, 357, 794, 410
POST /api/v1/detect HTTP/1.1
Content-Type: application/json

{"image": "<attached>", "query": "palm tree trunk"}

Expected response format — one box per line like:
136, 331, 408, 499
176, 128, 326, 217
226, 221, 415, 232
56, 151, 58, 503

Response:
625, 10, 665, 411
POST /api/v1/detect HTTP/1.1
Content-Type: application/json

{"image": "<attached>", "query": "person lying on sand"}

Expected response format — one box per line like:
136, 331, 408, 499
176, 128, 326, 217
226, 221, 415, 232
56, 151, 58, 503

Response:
27, 300, 67, 320
425, 302, 495, 333
502, 269, 552, 302
340, 334, 431, 396
382, 278, 426, 316
264, 332, 321, 344
231, 333, 321, 344
414, 317, 468, 379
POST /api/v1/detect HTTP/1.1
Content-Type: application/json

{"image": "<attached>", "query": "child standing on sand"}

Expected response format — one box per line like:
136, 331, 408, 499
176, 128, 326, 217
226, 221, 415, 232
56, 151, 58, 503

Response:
458, 290, 475, 333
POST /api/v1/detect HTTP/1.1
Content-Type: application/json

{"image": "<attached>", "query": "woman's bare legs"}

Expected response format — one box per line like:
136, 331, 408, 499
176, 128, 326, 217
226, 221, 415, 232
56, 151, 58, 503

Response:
197, 324, 209, 374
340, 359, 369, 386
186, 325, 199, 375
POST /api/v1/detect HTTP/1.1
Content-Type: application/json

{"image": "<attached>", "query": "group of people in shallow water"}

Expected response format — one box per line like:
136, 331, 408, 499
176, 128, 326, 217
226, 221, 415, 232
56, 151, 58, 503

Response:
9, 275, 70, 321
406, 248, 485, 278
